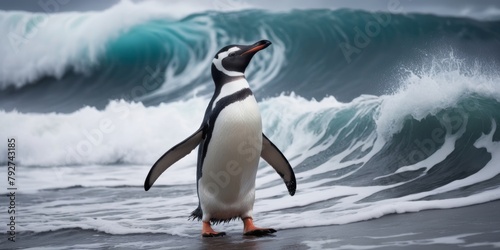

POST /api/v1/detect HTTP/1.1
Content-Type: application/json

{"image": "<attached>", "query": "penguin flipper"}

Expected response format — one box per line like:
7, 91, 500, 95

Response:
144, 127, 205, 191
261, 133, 296, 196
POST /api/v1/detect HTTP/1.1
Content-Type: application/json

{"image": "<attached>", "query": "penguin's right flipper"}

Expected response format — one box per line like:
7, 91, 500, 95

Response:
144, 127, 205, 191
261, 133, 297, 196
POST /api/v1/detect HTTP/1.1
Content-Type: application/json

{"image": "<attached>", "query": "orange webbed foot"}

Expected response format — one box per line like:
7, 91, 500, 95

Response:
242, 217, 277, 236
202, 221, 226, 237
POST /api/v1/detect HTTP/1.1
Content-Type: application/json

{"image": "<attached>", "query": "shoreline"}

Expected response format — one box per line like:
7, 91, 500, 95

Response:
3, 200, 500, 249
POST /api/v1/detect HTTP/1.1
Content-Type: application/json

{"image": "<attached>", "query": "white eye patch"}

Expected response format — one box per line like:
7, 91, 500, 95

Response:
212, 47, 244, 77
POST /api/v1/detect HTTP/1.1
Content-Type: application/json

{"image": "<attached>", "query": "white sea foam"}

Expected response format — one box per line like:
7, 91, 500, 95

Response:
376, 53, 500, 138
0, 93, 345, 167
0, 98, 203, 166
0, 1, 193, 88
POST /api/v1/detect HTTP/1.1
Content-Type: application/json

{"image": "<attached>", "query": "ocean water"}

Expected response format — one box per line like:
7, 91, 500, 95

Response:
1, 1, 500, 247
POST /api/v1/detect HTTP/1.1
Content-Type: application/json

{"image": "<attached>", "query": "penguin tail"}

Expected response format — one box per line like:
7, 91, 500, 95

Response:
188, 206, 238, 224
189, 206, 203, 221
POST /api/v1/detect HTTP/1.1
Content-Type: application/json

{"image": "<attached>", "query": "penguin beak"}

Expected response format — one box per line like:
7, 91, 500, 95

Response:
241, 40, 272, 56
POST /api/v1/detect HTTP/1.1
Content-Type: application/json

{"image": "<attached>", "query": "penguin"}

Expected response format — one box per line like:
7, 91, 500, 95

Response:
144, 40, 296, 237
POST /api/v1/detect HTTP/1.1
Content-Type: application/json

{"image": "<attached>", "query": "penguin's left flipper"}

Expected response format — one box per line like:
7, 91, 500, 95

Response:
261, 133, 297, 196
144, 126, 205, 191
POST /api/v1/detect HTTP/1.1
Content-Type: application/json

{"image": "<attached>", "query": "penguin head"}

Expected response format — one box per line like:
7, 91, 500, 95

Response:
211, 40, 271, 85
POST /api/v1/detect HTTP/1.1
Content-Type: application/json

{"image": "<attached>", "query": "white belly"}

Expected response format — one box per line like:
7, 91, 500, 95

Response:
198, 96, 262, 221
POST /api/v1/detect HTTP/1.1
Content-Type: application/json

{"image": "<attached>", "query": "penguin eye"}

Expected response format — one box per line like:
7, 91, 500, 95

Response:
228, 52, 236, 57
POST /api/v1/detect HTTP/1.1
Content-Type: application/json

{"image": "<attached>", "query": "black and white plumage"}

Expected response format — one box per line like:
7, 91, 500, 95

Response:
144, 40, 296, 236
